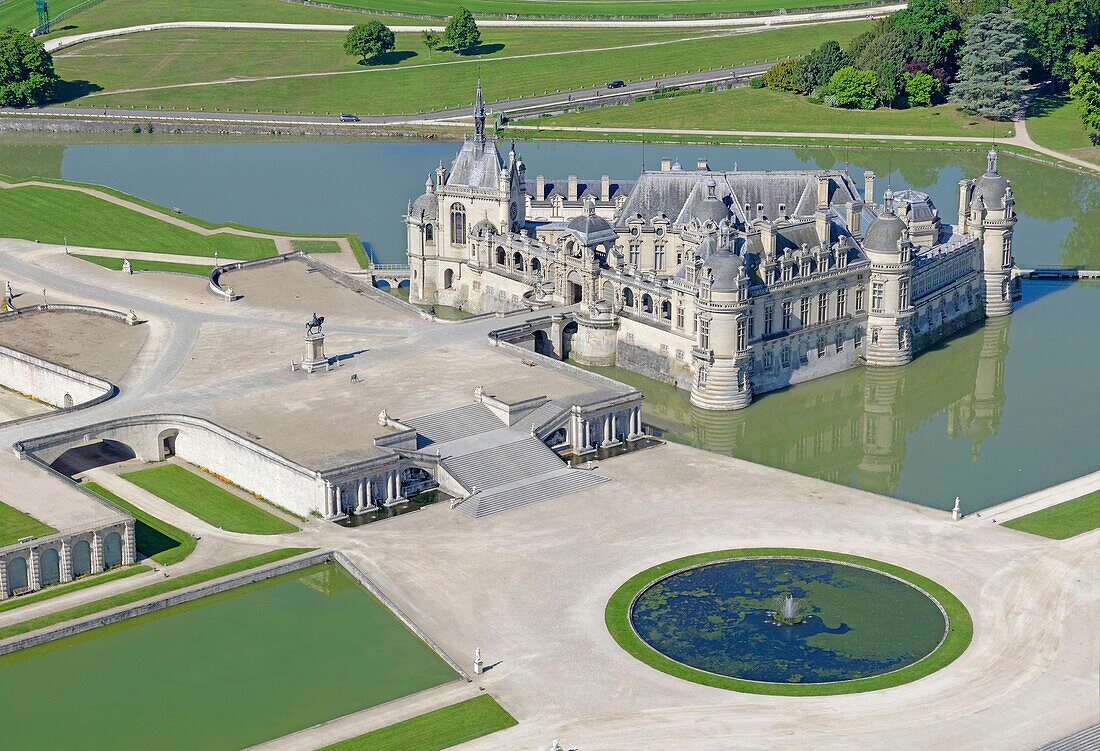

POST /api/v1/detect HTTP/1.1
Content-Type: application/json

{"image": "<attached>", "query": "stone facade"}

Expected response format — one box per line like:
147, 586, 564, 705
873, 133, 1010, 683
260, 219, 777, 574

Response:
407, 86, 1016, 411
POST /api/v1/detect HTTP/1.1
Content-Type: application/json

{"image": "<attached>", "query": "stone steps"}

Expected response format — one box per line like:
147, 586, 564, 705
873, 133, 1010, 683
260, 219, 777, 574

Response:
1034, 724, 1100, 751
443, 437, 564, 490
402, 403, 503, 446
457, 468, 608, 518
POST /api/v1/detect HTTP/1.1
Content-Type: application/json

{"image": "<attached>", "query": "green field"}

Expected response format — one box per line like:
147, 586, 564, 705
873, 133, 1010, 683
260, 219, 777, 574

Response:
536, 85, 1016, 138
1025, 93, 1100, 166
84, 482, 197, 565
0, 0, 90, 32
1003, 492, 1100, 540
73, 254, 215, 276
53, 23, 870, 115
0, 547, 310, 640
0, 565, 147, 614
119, 464, 298, 535
318, 695, 517, 751
274, 0, 872, 17
0, 182, 276, 258
0, 500, 55, 546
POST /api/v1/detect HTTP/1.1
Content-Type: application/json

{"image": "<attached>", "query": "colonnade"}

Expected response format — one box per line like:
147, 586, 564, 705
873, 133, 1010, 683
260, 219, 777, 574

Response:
0, 521, 135, 599
574, 405, 644, 454
324, 468, 408, 519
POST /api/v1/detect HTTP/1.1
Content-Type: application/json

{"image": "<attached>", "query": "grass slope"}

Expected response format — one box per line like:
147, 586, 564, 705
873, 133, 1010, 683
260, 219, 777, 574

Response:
0, 547, 312, 641
0, 0, 89, 32
318, 695, 517, 751
290, 0, 871, 17
0, 501, 55, 547
539, 86, 1015, 138
1003, 491, 1100, 540
0, 566, 147, 615
120, 464, 298, 535
0, 183, 276, 258
83, 482, 197, 565
73, 254, 215, 276
54, 23, 870, 116
606, 548, 973, 696
1025, 93, 1100, 166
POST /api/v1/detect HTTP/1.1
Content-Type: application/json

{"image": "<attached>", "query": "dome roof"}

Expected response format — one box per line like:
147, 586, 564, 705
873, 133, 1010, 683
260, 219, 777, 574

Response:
693, 195, 730, 226
975, 172, 1009, 210
566, 210, 618, 247
864, 193, 906, 253
472, 218, 496, 237
410, 191, 438, 221
702, 247, 744, 292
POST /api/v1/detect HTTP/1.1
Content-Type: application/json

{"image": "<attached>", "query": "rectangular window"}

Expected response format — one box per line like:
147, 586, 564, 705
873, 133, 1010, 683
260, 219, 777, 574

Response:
836, 288, 847, 317
660, 343, 669, 356
781, 347, 791, 368
1002, 235, 1011, 267
871, 282, 884, 312
629, 245, 640, 266
782, 301, 792, 331
737, 320, 746, 351
764, 305, 773, 336
898, 279, 909, 309
699, 319, 710, 349
856, 288, 865, 312
747, 316, 755, 340
800, 296, 811, 328
655, 245, 665, 270
818, 292, 828, 324
675, 307, 684, 329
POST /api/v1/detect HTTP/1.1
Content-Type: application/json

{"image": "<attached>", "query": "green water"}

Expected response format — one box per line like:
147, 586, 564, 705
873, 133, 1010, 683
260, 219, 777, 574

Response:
584, 281, 1100, 511
0, 563, 457, 751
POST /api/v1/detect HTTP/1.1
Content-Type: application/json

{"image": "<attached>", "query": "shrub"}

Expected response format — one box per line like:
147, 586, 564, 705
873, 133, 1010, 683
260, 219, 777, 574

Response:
904, 70, 941, 106
131, 123, 141, 133
828, 66, 879, 109
750, 77, 766, 89
763, 57, 804, 93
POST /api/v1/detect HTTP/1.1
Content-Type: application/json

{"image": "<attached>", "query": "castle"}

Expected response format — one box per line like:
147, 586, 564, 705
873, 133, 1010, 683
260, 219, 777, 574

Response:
406, 83, 1016, 411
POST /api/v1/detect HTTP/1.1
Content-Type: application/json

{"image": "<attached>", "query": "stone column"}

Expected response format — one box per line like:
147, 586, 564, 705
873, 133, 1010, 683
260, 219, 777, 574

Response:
367, 479, 375, 509
583, 420, 591, 449
28, 549, 41, 591
60, 539, 73, 583
386, 473, 394, 501
355, 479, 366, 513
91, 532, 104, 574
395, 469, 403, 499
0, 562, 8, 600
611, 412, 619, 441
122, 523, 136, 565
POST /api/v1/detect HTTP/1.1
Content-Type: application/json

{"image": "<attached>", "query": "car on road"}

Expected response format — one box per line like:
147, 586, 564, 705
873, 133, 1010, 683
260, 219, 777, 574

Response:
605, 80, 625, 89
339, 114, 360, 122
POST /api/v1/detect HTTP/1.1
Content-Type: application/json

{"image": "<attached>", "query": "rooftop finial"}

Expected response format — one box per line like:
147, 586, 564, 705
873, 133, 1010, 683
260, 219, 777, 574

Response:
987, 146, 998, 174
473, 78, 486, 149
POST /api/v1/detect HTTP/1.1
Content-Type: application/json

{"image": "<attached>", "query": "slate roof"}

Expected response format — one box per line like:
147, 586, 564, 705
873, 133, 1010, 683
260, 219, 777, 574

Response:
527, 179, 635, 202
447, 139, 504, 190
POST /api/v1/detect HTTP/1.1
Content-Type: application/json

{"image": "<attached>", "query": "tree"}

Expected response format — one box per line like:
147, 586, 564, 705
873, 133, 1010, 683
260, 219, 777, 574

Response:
421, 31, 442, 58
0, 28, 58, 107
950, 11, 1029, 118
827, 66, 879, 108
763, 57, 804, 92
874, 61, 904, 106
1011, 0, 1100, 84
343, 21, 395, 64
894, 0, 964, 75
799, 40, 849, 92
1070, 47, 1100, 143
444, 7, 481, 54
905, 70, 942, 105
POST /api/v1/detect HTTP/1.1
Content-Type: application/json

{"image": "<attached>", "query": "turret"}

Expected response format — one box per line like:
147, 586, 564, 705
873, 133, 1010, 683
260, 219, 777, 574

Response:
973, 148, 1015, 318
861, 189, 914, 367
690, 244, 753, 411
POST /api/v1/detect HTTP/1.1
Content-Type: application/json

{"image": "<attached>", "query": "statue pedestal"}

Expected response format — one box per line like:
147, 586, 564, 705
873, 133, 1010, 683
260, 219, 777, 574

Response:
303, 331, 328, 373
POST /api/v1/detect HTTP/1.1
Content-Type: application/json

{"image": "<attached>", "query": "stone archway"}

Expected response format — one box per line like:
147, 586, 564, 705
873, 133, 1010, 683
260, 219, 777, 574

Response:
71, 540, 92, 577
39, 548, 61, 586
443, 268, 454, 290
562, 321, 579, 360
103, 532, 123, 568
158, 429, 179, 460
533, 330, 555, 358
5, 556, 27, 595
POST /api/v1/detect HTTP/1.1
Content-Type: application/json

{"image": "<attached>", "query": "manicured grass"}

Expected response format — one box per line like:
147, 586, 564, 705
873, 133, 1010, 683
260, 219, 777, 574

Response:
55, 23, 871, 116
0, 565, 148, 615
317, 695, 517, 751
606, 548, 973, 696
0, 501, 55, 547
290, 239, 342, 253
540, 85, 1015, 138
0, 0, 89, 32
83, 482, 197, 565
73, 254, 214, 276
296, 0, 871, 17
1025, 92, 1100, 165
120, 464, 298, 535
1002, 491, 1100, 540
0, 182, 277, 259
0, 547, 312, 640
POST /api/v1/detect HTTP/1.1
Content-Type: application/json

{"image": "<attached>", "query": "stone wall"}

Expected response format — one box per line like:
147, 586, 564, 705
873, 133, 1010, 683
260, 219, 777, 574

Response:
0, 344, 115, 415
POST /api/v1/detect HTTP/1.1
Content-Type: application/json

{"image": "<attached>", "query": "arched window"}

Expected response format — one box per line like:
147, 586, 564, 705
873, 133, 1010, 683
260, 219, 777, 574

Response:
641, 294, 654, 314
817, 336, 826, 358
622, 288, 635, 307
854, 327, 864, 349
835, 330, 845, 352
781, 345, 791, 368
495, 247, 506, 266
424, 224, 434, 243
531, 258, 542, 276
443, 269, 454, 290
698, 366, 708, 387
661, 300, 672, 320
763, 349, 773, 370
450, 203, 467, 246
513, 251, 525, 271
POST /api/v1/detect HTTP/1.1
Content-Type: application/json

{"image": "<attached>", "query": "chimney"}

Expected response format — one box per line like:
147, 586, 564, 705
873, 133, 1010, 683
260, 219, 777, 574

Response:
536, 175, 545, 200
846, 201, 863, 237
864, 171, 876, 206
815, 210, 830, 247
660, 158, 672, 172
696, 158, 709, 171
567, 175, 578, 202
816, 175, 830, 211
761, 221, 776, 258
957, 179, 971, 233
601, 175, 610, 202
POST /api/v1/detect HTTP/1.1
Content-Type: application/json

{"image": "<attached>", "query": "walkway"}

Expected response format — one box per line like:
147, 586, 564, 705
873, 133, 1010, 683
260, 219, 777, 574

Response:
976, 468, 1100, 525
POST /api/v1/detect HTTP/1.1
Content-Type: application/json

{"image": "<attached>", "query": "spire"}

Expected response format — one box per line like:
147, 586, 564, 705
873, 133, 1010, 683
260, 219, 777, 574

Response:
986, 147, 998, 175
473, 78, 486, 149
883, 186, 896, 215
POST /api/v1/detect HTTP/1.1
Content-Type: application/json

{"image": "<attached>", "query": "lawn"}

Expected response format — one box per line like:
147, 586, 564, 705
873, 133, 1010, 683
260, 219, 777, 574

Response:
318, 695, 517, 751
0, 500, 55, 547
291, 0, 873, 17
54, 22, 871, 116
1002, 491, 1100, 540
73, 254, 215, 276
0, 547, 311, 640
0, 0, 89, 32
119, 464, 298, 535
0, 565, 147, 615
1025, 92, 1100, 166
538, 85, 1016, 138
0, 183, 277, 259
83, 482, 197, 565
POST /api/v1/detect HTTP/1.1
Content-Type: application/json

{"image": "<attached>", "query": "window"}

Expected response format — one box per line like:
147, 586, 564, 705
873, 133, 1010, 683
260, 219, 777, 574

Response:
764, 305, 773, 336
698, 366, 708, 387
817, 336, 826, 357
763, 349, 773, 370
424, 224, 434, 243
871, 282, 884, 312
818, 292, 828, 324
781, 345, 791, 368
676, 349, 684, 361
747, 315, 755, 340
899, 279, 909, 309
855, 327, 864, 349
450, 203, 466, 246
1002, 235, 1011, 267
629, 244, 640, 266
660, 343, 670, 356
782, 301, 792, 331
836, 288, 847, 317
737, 320, 746, 351
676, 251, 683, 266
855, 287, 865, 312
675, 307, 684, 329
836, 330, 845, 352
655, 244, 665, 270
699, 319, 710, 349
800, 296, 811, 328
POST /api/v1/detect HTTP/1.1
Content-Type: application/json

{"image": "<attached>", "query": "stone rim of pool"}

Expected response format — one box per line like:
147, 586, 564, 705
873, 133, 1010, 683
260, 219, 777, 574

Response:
606, 548, 973, 696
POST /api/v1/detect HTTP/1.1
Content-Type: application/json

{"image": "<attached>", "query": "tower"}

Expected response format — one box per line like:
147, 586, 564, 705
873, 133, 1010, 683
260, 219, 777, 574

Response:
690, 239, 753, 411
973, 148, 1016, 318
862, 189, 915, 367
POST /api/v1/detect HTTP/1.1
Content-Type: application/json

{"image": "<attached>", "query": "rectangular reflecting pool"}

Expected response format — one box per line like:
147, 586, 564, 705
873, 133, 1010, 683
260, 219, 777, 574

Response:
0, 563, 457, 751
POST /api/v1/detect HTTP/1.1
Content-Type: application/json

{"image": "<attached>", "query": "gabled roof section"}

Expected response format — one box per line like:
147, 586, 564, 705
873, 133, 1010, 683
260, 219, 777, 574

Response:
447, 139, 505, 190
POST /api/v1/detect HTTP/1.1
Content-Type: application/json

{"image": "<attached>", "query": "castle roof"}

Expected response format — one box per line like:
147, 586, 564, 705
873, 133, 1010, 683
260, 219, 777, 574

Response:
566, 210, 617, 247
701, 247, 744, 292
527, 179, 634, 202
447, 139, 504, 190
864, 201, 907, 253
411, 191, 438, 221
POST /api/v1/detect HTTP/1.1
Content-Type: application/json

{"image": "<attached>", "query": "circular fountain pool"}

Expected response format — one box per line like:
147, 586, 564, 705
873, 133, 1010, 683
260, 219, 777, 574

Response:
623, 554, 955, 689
